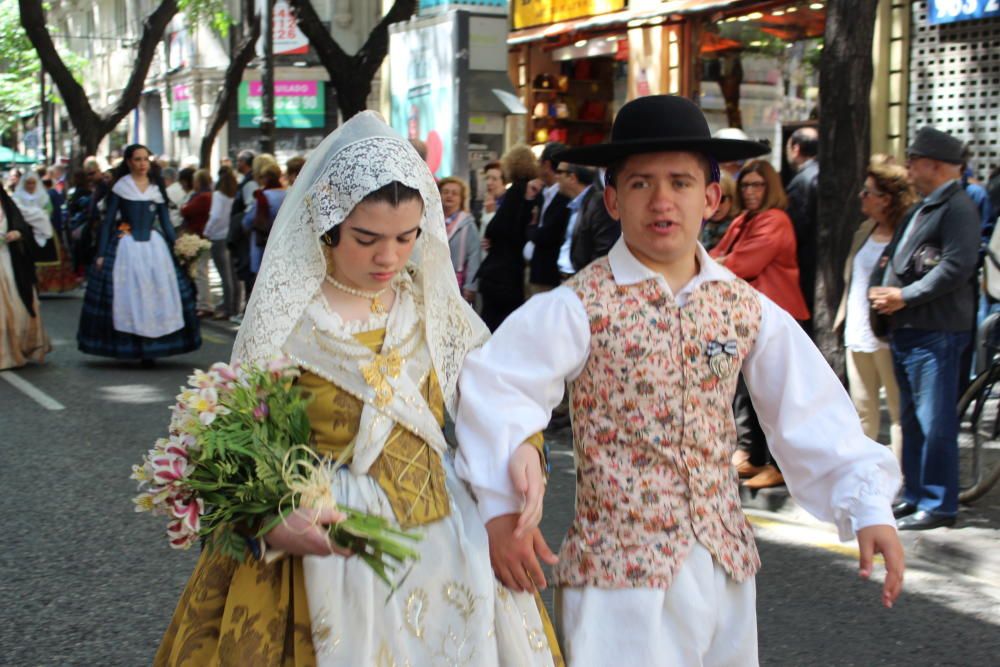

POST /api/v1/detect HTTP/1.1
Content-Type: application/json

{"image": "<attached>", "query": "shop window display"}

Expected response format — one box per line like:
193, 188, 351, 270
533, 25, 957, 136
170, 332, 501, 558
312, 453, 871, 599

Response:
529, 57, 623, 148
699, 3, 825, 156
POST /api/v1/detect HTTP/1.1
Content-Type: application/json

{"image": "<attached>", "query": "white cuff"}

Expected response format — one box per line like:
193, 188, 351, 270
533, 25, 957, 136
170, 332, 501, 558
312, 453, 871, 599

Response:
474, 487, 523, 525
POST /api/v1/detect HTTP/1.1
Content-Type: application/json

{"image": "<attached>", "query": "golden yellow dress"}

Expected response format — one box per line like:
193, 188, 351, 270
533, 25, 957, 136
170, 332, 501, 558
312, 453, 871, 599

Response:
155, 328, 562, 666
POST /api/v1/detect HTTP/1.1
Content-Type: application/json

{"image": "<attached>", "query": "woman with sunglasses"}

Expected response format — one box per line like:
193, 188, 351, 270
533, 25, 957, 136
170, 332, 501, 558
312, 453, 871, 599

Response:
834, 160, 917, 462
710, 159, 809, 490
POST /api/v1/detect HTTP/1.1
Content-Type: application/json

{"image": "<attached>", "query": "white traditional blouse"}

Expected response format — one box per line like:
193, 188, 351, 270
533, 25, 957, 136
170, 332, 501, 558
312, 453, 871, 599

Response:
455, 237, 901, 542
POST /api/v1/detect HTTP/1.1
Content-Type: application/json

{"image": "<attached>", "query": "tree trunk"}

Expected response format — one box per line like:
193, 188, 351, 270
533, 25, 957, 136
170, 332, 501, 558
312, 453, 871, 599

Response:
814, 0, 879, 380
199, 1, 261, 168
19, 0, 178, 162
288, 0, 417, 121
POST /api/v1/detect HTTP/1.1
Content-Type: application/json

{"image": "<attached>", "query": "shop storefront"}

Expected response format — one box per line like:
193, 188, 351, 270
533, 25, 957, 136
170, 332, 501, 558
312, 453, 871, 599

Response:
507, 1, 629, 150
506, 1, 829, 164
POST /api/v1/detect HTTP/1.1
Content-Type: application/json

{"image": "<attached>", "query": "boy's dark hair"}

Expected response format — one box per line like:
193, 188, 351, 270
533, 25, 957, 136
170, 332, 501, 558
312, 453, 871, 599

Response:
321, 181, 422, 247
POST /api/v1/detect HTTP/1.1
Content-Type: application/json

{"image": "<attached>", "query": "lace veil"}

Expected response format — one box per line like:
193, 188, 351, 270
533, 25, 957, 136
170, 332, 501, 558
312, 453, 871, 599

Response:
232, 111, 488, 416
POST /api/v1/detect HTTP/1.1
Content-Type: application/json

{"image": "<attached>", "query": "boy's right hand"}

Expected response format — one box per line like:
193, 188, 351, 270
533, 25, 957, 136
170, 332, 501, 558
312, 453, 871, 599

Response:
486, 513, 558, 593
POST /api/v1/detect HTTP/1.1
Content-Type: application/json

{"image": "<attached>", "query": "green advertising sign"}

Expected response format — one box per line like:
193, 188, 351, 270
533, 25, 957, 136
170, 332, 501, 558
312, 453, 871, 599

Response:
237, 80, 325, 129
171, 84, 191, 132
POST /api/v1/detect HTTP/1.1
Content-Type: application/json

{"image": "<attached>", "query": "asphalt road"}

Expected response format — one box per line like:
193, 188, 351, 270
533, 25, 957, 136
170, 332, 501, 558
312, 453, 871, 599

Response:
1, 295, 998, 666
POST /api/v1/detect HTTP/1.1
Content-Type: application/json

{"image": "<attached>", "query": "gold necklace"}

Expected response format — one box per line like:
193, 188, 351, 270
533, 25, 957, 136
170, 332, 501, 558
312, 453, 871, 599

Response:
324, 274, 391, 315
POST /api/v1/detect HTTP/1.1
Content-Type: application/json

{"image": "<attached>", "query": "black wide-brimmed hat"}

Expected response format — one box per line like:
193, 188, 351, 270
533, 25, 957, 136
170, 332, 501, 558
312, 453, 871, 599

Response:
556, 95, 769, 167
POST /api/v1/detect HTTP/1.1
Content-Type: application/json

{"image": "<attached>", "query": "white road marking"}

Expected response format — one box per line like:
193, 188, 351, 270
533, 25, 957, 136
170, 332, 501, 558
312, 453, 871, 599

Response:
0, 371, 66, 411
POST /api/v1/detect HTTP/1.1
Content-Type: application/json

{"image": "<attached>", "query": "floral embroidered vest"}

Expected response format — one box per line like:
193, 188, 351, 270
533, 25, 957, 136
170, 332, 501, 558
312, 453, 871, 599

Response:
554, 257, 763, 589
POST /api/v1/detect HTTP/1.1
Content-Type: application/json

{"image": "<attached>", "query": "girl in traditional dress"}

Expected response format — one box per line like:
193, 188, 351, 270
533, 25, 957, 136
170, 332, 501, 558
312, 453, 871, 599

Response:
0, 187, 51, 370
155, 113, 562, 666
77, 144, 200, 364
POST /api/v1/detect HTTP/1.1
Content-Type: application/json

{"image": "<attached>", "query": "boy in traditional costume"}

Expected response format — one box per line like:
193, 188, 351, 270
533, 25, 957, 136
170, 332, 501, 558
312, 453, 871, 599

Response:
455, 95, 904, 666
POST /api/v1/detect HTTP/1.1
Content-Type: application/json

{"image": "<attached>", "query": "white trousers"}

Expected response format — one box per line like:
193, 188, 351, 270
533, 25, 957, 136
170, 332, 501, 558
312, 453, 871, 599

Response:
556, 544, 758, 667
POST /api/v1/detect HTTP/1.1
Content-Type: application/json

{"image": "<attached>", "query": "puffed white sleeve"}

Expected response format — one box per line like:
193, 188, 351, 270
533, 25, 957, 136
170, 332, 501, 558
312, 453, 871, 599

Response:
455, 286, 591, 524
742, 294, 902, 541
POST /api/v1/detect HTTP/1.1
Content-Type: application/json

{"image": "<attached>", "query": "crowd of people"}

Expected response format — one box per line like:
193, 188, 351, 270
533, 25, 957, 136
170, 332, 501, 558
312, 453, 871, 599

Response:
0, 147, 309, 369
5, 93, 999, 663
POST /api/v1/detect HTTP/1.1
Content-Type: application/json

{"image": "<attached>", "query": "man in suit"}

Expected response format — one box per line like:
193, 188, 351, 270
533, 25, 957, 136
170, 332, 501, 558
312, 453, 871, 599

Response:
785, 126, 819, 335
525, 143, 571, 294
870, 126, 980, 530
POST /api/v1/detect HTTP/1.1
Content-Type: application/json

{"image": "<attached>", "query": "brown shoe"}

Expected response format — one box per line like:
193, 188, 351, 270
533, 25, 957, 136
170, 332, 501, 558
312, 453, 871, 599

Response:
736, 460, 767, 478
743, 465, 785, 489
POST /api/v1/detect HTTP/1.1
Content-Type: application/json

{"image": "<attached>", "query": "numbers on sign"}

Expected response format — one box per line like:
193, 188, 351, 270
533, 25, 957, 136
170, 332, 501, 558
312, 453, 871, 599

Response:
963, 0, 977, 13
987, 0, 999, 11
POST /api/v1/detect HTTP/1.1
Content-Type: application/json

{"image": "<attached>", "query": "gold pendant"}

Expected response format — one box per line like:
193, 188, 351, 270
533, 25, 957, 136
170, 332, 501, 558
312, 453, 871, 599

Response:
370, 297, 387, 315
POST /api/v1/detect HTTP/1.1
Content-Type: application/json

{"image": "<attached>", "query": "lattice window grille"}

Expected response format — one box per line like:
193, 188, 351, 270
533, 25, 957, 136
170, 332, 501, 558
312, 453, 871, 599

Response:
908, 1, 1000, 181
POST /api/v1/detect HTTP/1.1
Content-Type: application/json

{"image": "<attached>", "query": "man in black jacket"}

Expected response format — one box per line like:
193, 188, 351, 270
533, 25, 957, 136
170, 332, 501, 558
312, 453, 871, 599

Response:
870, 126, 979, 531
785, 126, 819, 334
525, 143, 570, 293
554, 162, 620, 275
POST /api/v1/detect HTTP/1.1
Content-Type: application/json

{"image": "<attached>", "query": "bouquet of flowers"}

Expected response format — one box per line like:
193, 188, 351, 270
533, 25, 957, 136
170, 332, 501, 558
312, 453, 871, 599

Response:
173, 233, 211, 279
131, 357, 422, 587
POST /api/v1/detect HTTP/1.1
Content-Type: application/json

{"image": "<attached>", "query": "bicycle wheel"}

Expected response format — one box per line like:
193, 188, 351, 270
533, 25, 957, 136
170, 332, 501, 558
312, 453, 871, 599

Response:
958, 367, 1000, 503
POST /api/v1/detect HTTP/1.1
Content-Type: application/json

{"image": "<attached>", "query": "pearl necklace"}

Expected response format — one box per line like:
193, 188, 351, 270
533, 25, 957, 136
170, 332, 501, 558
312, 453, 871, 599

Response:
324, 274, 391, 315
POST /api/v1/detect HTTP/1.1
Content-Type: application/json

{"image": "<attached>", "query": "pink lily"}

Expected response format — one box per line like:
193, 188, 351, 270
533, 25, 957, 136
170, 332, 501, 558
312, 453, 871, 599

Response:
170, 496, 204, 534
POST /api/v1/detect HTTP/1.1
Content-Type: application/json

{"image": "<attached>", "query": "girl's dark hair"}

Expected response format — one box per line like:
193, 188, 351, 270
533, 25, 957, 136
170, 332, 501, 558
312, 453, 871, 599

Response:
321, 181, 423, 247
112, 143, 170, 203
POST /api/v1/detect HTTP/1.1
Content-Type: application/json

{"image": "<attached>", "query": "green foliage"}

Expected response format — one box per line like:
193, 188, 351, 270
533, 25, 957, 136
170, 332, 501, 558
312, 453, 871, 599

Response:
0, 0, 88, 132
179, 0, 232, 38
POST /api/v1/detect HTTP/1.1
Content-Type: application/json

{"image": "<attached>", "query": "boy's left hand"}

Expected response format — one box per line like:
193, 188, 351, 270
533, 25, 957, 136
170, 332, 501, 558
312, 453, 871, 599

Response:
857, 524, 905, 608
509, 442, 546, 539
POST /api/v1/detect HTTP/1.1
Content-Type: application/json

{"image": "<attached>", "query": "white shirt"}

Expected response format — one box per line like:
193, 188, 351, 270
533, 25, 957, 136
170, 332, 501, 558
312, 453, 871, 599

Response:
523, 182, 561, 263
845, 237, 889, 353
165, 182, 186, 229
557, 186, 590, 275
455, 238, 900, 541
203, 191, 235, 241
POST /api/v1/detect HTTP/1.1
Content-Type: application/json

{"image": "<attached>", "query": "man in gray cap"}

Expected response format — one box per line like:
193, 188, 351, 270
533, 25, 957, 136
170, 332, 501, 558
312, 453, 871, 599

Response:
870, 126, 980, 530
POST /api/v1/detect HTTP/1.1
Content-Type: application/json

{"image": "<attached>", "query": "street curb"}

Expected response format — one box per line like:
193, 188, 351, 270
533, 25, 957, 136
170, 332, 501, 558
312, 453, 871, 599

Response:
740, 487, 1000, 584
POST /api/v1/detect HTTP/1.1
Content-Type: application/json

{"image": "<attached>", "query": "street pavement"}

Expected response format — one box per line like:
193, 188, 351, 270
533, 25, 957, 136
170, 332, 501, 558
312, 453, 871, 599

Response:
1, 294, 998, 665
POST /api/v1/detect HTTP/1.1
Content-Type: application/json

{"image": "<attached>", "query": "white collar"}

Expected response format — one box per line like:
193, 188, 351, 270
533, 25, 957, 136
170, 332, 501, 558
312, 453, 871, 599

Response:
607, 236, 735, 301
112, 174, 164, 203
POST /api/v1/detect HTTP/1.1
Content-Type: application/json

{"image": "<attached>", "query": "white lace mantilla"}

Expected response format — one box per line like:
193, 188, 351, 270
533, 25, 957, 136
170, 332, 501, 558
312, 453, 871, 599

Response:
233, 112, 488, 418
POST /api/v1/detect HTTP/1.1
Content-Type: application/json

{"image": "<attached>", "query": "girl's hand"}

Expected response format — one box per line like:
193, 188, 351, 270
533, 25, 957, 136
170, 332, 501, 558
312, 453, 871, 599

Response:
264, 506, 352, 557
5, 230, 21, 242
95, 257, 105, 270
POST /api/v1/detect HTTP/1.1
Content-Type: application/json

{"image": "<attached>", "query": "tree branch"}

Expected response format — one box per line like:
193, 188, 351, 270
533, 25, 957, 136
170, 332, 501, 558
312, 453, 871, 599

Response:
286, 0, 351, 88
18, 0, 179, 154
102, 0, 180, 135
199, 1, 261, 167
355, 0, 417, 79
18, 0, 97, 132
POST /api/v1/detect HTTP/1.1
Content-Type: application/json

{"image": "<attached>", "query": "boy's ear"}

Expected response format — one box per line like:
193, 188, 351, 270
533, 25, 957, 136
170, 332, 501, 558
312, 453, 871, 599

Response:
603, 184, 620, 221
703, 181, 723, 220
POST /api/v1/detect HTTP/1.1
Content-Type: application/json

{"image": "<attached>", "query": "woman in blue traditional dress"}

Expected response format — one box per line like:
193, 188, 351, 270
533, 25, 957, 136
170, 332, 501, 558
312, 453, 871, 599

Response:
77, 144, 200, 364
